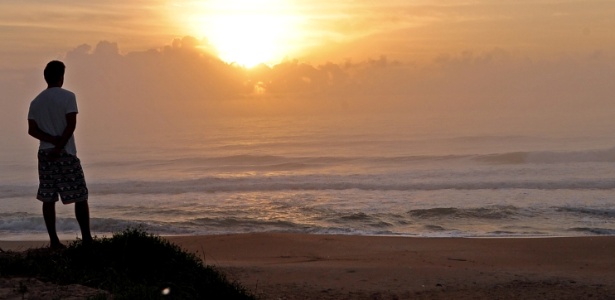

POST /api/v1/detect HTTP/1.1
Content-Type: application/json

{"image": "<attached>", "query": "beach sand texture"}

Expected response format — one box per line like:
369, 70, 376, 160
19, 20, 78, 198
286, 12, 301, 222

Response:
171, 234, 615, 299
2, 234, 615, 299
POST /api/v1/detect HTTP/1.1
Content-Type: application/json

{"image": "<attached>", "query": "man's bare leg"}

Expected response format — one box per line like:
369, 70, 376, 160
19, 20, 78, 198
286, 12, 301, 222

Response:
75, 200, 92, 243
42, 201, 63, 248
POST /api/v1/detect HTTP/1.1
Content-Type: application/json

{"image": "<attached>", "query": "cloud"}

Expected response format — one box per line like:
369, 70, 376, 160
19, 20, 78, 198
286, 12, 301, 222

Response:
0, 0, 174, 69
27, 39, 615, 110
3, 37, 615, 149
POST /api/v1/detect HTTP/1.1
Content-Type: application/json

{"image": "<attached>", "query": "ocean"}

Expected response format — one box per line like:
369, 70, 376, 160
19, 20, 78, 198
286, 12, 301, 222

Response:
2, 114, 615, 240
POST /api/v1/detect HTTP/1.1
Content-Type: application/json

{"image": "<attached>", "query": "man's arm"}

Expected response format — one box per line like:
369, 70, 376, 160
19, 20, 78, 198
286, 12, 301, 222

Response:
28, 119, 59, 144
27, 112, 77, 150
55, 112, 77, 150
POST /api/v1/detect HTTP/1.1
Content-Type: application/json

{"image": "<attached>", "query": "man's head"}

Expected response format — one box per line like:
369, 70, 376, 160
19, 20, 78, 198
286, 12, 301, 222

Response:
44, 60, 65, 86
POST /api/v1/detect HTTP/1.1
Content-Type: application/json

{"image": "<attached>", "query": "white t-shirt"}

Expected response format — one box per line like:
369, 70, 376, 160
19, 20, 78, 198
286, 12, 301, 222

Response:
27, 87, 79, 156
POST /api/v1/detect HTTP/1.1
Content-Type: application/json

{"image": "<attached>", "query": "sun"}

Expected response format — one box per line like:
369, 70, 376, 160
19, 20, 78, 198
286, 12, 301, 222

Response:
181, 0, 303, 67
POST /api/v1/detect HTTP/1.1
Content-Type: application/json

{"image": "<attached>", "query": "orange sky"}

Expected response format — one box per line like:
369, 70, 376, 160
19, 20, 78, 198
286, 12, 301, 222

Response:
1, 0, 615, 68
1, 0, 615, 145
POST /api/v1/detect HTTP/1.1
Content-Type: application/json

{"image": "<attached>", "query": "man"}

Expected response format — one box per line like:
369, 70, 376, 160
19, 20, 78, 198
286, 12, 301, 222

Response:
27, 60, 92, 249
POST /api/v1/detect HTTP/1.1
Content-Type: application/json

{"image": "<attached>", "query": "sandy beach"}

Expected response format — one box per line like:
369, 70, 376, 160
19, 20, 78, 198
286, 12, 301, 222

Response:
2, 234, 615, 299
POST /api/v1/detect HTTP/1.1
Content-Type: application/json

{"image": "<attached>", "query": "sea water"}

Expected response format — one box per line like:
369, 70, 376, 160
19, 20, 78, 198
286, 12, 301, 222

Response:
2, 114, 615, 240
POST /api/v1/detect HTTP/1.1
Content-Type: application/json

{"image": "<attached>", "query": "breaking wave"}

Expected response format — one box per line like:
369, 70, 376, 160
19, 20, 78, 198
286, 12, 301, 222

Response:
408, 205, 519, 219
3, 176, 615, 198
476, 147, 615, 164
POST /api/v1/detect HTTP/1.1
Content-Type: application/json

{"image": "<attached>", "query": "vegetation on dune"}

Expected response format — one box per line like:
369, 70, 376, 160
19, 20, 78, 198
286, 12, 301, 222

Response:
0, 228, 256, 299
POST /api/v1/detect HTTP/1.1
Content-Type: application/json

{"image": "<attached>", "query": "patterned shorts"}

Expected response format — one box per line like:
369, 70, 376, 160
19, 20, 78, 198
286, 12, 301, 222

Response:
37, 150, 88, 204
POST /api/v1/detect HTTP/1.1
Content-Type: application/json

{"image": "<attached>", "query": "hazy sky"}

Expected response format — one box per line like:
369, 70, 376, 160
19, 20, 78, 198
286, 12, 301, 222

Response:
3, 0, 615, 67
2, 0, 615, 146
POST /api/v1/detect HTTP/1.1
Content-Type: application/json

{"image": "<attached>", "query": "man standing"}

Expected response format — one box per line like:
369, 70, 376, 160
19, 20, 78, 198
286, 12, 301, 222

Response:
27, 60, 92, 249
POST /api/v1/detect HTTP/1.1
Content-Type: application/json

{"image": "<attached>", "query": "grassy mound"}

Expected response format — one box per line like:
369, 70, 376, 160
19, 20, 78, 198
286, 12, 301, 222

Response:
0, 228, 256, 299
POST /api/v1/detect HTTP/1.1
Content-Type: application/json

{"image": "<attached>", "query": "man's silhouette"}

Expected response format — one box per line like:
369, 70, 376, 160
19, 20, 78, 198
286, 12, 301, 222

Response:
27, 60, 92, 249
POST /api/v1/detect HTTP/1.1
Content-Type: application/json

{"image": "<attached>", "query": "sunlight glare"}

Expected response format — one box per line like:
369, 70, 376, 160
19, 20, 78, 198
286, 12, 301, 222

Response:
186, 0, 303, 67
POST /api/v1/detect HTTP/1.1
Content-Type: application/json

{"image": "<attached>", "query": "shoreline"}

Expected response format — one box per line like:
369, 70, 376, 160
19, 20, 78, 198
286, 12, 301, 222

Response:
0, 231, 607, 242
0, 233, 610, 250
2, 234, 615, 299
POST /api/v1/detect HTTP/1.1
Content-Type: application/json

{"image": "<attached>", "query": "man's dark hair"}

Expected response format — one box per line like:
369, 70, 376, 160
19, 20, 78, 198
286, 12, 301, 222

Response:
44, 60, 65, 84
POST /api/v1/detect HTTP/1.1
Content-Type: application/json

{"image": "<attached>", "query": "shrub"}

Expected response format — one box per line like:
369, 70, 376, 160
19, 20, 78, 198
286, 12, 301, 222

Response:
0, 228, 256, 299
